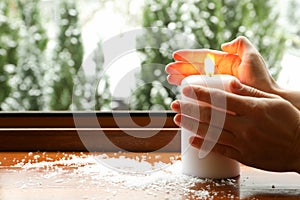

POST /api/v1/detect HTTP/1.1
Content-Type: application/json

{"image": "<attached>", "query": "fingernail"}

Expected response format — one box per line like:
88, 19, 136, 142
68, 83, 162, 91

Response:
173, 52, 182, 60
173, 114, 181, 126
171, 100, 180, 109
232, 79, 242, 90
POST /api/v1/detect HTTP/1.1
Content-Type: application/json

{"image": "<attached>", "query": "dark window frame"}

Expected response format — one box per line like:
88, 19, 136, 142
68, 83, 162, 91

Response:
0, 111, 180, 152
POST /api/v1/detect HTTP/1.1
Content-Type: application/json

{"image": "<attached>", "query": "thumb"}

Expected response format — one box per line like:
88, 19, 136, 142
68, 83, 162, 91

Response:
230, 79, 278, 98
221, 36, 258, 58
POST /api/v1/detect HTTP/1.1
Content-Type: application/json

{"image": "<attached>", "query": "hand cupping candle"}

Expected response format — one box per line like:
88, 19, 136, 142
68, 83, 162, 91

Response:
181, 54, 240, 179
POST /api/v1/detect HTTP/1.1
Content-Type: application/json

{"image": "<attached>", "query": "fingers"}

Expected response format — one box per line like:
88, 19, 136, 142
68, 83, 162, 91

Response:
221, 36, 258, 59
165, 62, 205, 75
165, 62, 204, 85
216, 54, 241, 77
171, 100, 241, 133
230, 79, 279, 99
174, 114, 237, 147
182, 85, 250, 115
167, 75, 187, 85
173, 49, 227, 65
189, 136, 241, 161
171, 49, 241, 77
181, 82, 280, 116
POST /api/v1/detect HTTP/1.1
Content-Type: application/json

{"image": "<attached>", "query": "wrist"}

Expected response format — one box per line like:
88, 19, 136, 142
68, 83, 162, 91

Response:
291, 121, 300, 174
272, 87, 300, 110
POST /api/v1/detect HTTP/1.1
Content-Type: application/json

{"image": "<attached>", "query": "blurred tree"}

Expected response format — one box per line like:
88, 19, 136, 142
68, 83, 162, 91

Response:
286, 0, 300, 54
6, 0, 48, 110
72, 41, 111, 110
93, 41, 111, 110
133, 0, 286, 110
0, 0, 19, 110
50, 0, 83, 110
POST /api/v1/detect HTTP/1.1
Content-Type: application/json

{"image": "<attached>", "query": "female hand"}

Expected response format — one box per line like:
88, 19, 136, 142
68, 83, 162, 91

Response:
171, 80, 300, 173
165, 36, 280, 94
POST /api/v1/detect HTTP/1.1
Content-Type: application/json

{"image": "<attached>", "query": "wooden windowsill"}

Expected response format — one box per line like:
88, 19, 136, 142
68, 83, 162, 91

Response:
1, 113, 299, 199
0, 151, 299, 200
0, 111, 180, 152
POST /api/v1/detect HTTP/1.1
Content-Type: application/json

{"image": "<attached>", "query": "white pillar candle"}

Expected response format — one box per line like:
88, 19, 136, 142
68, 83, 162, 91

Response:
181, 55, 240, 179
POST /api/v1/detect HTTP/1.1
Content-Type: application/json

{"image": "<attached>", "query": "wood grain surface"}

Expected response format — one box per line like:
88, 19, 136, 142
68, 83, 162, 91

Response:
0, 152, 299, 200
0, 111, 181, 152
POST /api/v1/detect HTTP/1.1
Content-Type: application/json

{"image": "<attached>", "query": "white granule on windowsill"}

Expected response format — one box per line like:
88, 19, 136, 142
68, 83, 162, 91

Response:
9, 153, 238, 199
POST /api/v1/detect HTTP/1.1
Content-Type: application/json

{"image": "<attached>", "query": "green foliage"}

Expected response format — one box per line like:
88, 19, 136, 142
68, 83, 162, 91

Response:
16, 0, 48, 51
72, 41, 111, 110
0, 0, 18, 109
93, 42, 111, 110
286, 0, 300, 52
0, 0, 112, 111
50, 0, 83, 110
5, 0, 48, 110
133, 0, 286, 110
50, 1, 110, 111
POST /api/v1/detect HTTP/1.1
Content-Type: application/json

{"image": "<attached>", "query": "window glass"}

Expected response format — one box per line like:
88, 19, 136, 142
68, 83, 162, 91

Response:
0, 0, 299, 111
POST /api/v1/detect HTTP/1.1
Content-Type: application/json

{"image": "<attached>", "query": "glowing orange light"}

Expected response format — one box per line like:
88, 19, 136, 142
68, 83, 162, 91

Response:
204, 54, 215, 76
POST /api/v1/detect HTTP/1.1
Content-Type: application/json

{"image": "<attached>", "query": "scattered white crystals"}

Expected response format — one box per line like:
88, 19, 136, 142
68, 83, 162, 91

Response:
7, 153, 239, 199
94, 154, 170, 174
55, 179, 64, 183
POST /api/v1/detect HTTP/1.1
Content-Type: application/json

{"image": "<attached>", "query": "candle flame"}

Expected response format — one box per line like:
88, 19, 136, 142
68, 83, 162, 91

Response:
204, 54, 215, 76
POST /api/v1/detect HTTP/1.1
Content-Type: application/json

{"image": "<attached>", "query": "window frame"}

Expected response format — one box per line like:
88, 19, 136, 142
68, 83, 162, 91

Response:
0, 111, 180, 152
